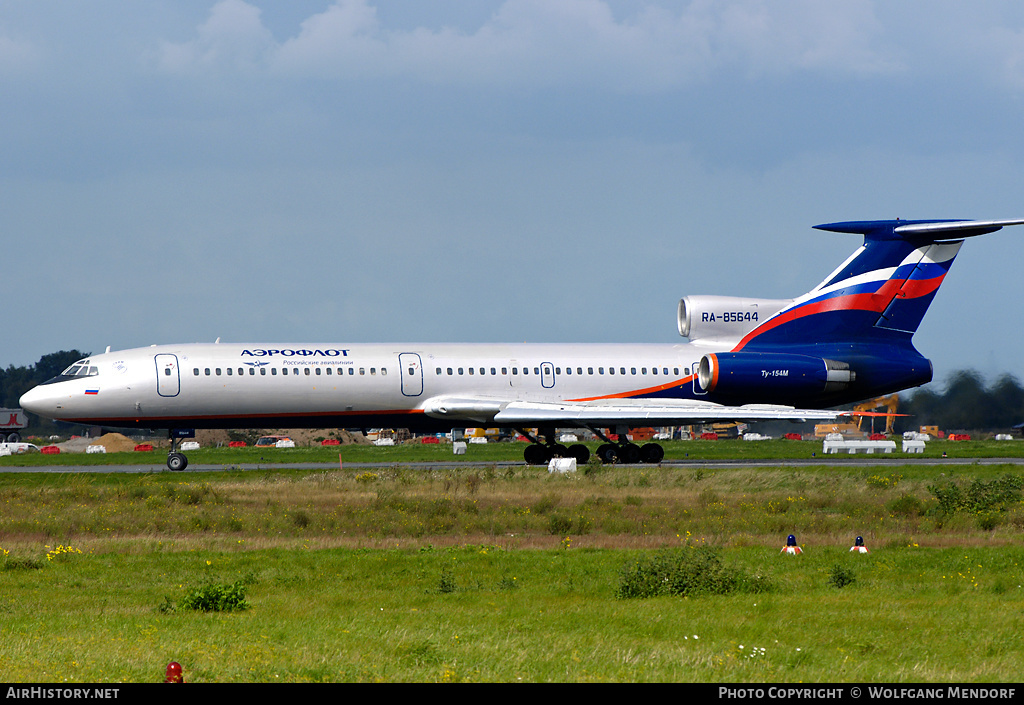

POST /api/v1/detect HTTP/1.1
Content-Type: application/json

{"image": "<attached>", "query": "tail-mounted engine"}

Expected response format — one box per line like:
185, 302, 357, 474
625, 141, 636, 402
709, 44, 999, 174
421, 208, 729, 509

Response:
698, 352, 855, 402
678, 295, 793, 345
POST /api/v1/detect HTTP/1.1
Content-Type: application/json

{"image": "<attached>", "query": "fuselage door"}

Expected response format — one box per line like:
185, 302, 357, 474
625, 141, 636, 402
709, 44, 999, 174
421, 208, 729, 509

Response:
399, 353, 424, 397
155, 354, 180, 397
540, 362, 556, 389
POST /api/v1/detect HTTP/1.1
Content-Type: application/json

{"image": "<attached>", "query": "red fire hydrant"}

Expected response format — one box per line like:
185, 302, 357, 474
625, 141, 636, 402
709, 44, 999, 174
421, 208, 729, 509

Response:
164, 662, 184, 683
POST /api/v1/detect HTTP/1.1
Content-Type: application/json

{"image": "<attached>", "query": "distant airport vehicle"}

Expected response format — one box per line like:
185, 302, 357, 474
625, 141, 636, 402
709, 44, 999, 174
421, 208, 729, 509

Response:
0, 442, 40, 455
1, 408, 28, 442
19, 218, 1024, 471
254, 435, 295, 448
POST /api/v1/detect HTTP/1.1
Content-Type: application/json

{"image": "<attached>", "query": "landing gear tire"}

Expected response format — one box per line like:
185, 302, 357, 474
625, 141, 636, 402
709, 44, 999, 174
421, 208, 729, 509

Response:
524, 444, 552, 466
640, 443, 665, 463
5, 432, 20, 443
550, 444, 569, 458
618, 443, 641, 464
167, 452, 188, 472
597, 444, 618, 463
567, 444, 590, 464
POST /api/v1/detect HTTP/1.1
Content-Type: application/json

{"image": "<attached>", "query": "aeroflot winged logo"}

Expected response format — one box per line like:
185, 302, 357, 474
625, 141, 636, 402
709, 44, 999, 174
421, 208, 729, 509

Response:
241, 349, 351, 358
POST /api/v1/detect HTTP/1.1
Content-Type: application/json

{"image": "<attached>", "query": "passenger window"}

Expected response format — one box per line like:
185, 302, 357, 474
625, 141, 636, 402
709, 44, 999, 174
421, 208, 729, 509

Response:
315, 368, 321, 375
577, 368, 583, 375
360, 368, 365, 375
272, 368, 277, 375
304, 368, 310, 376
436, 368, 442, 375
609, 367, 615, 375
260, 368, 266, 375
249, 368, 255, 375
193, 368, 199, 376
502, 367, 507, 375
371, 368, 376, 375
631, 368, 636, 375
447, 368, 453, 375
227, 368, 232, 376
216, 368, 222, 376
468, 368, 474, 375
673, 368, 679, 375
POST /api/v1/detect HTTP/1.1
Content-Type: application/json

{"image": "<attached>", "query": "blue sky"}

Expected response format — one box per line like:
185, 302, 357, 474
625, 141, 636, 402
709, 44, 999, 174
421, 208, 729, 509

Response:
3, 1, 1024, 390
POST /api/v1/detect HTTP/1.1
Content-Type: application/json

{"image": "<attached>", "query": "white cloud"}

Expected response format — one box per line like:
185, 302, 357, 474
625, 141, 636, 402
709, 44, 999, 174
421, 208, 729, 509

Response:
157, 0, 275, 73
156, 0, 900, 90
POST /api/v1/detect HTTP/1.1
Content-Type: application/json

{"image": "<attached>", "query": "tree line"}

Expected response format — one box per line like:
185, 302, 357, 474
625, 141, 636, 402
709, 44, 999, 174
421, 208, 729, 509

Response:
0, 350, 89, 435
1, 351, 1023, 435
897, 370, 1024, 434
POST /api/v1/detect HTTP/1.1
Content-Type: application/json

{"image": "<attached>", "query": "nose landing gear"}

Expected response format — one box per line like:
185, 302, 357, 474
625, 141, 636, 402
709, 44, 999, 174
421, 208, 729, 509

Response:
166, 429, 192, 471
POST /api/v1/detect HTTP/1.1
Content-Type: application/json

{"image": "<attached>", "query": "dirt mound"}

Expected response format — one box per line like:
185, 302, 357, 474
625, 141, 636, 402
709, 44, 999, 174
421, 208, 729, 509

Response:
59, 432, 139, 453
195, 428, 371, 448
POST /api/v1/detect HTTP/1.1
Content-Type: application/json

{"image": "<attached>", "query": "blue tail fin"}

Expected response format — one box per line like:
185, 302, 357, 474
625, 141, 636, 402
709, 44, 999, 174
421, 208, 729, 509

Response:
735, 219, 1021, 351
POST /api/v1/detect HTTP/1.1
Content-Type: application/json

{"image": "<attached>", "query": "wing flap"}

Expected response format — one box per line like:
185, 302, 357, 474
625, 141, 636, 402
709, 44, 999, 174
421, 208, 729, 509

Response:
492, 399, 841, 425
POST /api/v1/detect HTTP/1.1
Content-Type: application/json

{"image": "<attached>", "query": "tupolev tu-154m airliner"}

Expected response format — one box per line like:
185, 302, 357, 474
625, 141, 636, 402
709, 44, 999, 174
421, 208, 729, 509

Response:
20, 218, 1024, 471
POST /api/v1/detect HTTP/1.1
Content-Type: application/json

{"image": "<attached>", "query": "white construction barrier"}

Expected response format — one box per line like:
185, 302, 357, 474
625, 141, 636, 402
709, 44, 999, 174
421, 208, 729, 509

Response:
823, 440, 897, 454
86, 445, 106, 454
548, 458, 577, 474
453, 441, 467, 455
902, 440, 926, 453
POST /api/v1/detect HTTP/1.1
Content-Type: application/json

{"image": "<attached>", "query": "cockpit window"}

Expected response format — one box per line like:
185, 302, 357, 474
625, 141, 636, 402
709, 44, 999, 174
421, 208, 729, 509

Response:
60, 361, 99, 377
39, 359, 100, 386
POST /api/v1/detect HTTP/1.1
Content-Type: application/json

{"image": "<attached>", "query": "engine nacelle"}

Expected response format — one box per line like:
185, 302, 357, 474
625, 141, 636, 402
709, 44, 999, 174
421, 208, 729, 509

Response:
678, 296, 793, 344
698, 352, 855, 401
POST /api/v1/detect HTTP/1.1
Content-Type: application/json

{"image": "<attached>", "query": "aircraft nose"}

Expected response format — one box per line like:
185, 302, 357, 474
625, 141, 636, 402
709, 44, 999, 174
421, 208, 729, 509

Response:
20, 385, 56, 418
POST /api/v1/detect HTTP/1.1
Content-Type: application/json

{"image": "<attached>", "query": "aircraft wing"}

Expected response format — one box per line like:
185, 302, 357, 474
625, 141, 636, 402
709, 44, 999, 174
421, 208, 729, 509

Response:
423, 396, 842, 426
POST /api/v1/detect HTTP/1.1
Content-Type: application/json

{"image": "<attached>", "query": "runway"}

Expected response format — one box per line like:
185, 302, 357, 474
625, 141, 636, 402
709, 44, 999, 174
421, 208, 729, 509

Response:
4, 457, 1024, 473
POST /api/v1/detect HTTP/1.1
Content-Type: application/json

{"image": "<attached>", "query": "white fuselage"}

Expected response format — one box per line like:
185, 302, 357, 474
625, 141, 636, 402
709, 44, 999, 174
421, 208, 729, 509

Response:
21, 342, 708, 431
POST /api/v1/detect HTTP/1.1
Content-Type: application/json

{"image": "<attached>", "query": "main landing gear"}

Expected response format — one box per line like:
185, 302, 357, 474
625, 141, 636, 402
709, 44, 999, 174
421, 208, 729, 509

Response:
519, 426, 665, 465
592, 426, 664, 465
519, 428, 591, 466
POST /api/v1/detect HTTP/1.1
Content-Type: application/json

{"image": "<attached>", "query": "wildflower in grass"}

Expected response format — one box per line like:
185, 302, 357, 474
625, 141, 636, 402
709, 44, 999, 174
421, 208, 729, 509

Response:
45, 544, 82, 562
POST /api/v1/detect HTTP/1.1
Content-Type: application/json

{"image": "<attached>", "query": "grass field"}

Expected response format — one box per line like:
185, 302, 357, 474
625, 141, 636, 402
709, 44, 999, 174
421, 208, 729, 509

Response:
3, 437, 1024, 467
1, 445, 1023, 682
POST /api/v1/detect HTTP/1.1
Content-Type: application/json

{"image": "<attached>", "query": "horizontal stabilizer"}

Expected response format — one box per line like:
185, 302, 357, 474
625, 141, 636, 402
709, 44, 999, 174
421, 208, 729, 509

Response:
815, 218, 1024, 241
